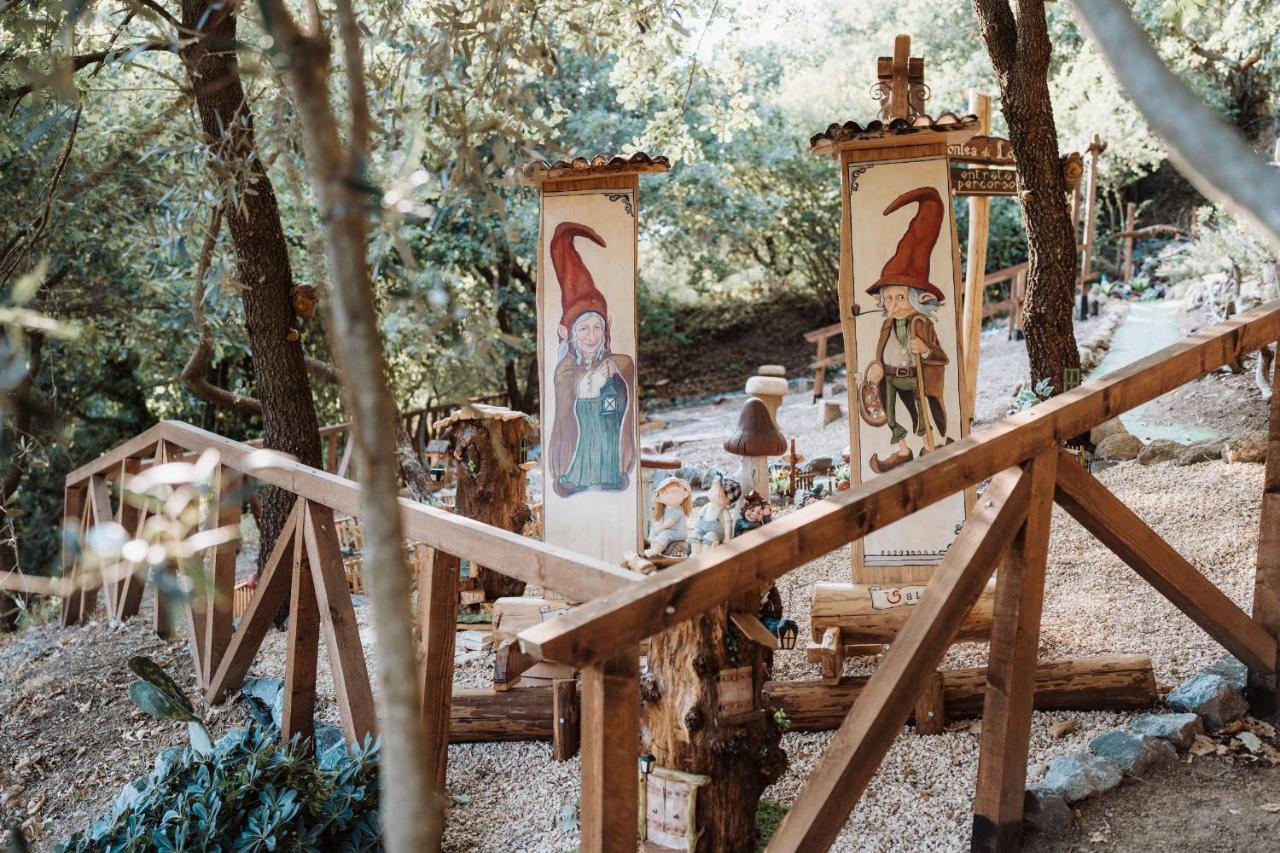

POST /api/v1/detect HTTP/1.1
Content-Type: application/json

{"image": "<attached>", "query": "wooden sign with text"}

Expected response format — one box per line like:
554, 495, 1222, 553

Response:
947, 135, 1014, 166
950, 167, 1017, 197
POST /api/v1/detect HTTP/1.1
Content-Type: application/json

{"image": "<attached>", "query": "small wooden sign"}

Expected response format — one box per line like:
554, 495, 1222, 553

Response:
948, 135, 1014, 166
643, 767, 710, 851
951, 167, 1017, 197
868, 584, 925, 610
716, 665, 755, 717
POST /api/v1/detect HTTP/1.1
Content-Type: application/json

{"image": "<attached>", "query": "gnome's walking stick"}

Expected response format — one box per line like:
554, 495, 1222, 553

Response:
911, 316, 938, 453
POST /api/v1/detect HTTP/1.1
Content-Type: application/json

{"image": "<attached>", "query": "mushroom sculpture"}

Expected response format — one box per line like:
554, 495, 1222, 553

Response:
745, 372, 789, 424
724, 398, 787, 497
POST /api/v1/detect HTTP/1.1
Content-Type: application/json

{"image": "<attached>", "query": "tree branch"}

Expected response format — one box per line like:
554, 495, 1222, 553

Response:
1071, 0, 1280, 249
6, 42, 177, 110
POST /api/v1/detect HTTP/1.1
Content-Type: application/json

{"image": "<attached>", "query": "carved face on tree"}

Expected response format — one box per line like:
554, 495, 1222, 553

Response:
291, 284, 319, 320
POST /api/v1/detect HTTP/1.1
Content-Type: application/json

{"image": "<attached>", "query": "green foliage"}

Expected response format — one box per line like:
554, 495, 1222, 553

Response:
62, 724, 381, 852
127, 655, 200, 722
755, 799, 790, 850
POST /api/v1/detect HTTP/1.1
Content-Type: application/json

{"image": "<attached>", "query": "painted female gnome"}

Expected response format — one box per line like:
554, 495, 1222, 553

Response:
548, 222, 638, 497
862, 186, 952, 473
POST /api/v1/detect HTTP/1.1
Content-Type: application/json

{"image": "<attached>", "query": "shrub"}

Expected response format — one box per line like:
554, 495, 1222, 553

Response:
62, 724, 381, 852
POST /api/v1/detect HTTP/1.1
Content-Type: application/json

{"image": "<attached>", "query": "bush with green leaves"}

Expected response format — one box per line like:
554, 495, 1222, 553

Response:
62, 723, 381, 852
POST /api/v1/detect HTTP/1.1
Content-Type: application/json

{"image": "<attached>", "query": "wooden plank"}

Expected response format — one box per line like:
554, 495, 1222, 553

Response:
947, 134, 1015, 166
804, 322, 843, 342
961, 91, 992, 417
1252, 355, 1280, 711
972, 450, 1058, 851
114, 472, 147, 621
520, 302, 1280, 669
419, 548, 460, 788
303, 502, 377, 745
283, 512, 318, 744
765, 466, 1029, 852
202, 467, 240, 686
1054, 450, 1278, 673
552, 677, 581, 761
951, 167, 1017, 197
59, 487, 88, 625
813, 333, 829, 401
206, 499, 301, 703
493, 638, 536, 690
914, 671, 946, 735
730, 611, 780, 650
579, 651, 640, 853
764, 655, 1157, 730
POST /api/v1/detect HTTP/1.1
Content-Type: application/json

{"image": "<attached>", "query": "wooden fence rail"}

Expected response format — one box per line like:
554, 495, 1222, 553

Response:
519, 300, 1280, 852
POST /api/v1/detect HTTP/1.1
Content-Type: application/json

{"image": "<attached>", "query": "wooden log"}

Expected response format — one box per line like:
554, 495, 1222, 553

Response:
914, 671, 946, 735
493, 638, 536, 691
810, 578, 997, 644
552, 677, 580, 761
973, 449, 1058, 852
1122, 202, 1136, 282
448, 687, 557, 741
436, 406, 532, 600
764, 655, 1158, 731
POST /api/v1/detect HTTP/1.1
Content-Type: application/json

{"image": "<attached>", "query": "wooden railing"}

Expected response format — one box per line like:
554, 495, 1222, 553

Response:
521, 301, 1280, 852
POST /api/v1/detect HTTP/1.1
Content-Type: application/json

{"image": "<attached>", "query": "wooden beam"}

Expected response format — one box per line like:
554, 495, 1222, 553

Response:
914, 671, 946, 736
304, 502, 377, 745
1054, 450, 1278, 674
202, 466, 240, 686
1253, 356, 1280, 713
114, 476, 147, 621
766, 467, 1030, 852
764, 655, 1157, 730
449, 687, 558, 741
283, 513, 318, 744
552, 677, 581, 761
206, 499, 300, 704
961, 90, 993, 415
972, 450, 1058, 851
520, 302, 1280, 669
579, 651, 640, 853
419, 548, 460, 788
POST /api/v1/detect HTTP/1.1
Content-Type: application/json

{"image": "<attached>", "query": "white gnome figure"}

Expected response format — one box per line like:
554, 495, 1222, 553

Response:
645, 477, 693, 558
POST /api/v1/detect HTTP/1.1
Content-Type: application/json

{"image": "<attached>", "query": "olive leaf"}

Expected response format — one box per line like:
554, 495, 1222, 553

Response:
128, 680, 198, 723
127, 655, 198, 721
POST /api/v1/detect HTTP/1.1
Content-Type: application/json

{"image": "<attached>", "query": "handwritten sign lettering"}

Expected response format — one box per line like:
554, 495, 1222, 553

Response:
948, 135, 1014, 166
950, 167, 1017, 197
868, 585, 926, 610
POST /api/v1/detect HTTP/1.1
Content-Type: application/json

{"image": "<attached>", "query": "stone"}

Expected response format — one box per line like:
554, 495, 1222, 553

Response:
818, 399, 843, 428
1167, 672, 1249, 729
1096, 433, 1144, 461
1203, 654, 1250, 690
1039, 752, 1123, 804
1175, 439, 1225, 466
1089, 417, 1129, 447
701, 466, 726, 488
1223, 431, 1268, 464
1088, 730, 1176, 775
1137, 438, 1186, 465
1129, 712, 1204, 750
1023, 786, 1074, 836
757, 364, 786, 377
675, 466, 702, 489
316, 724, 348, 769
801, 456, 833, 475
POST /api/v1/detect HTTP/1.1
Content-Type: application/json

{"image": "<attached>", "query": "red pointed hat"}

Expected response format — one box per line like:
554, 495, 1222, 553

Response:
866, 186, 946, 303
551, 221, 610, 331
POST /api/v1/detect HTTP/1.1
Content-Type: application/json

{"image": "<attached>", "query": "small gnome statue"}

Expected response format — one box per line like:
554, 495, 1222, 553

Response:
733, 491, 773, 539
646, 476, 693, 558
689, 475, 740, 554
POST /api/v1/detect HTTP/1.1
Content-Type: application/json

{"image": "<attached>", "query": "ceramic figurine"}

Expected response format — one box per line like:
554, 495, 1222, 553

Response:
689, 475, 740, 554
733, 491, 773, 538
646, 476, 693, 558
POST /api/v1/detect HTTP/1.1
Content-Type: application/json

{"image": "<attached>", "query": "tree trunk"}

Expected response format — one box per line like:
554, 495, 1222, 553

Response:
178, 0, 323, 563
973, 0, 1082, 392
440, 410, 531, 600
641, 594, 786, 852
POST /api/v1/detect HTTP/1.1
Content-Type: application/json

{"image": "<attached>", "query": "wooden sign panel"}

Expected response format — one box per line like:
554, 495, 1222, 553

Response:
947, 134, 1014, 166
847, 156, 967, 570
642, 768, 709, 851
538, 188, 641, 563
950, 167, 1017, 197
716, 665, 755, 717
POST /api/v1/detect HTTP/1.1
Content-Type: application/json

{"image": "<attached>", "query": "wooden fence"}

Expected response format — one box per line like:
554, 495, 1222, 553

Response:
521, 300, 1280, 851
44, 302, 1280, 851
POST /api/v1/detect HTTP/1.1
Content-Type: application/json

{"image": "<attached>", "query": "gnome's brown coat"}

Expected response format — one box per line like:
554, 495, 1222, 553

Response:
874, 314, 949, 434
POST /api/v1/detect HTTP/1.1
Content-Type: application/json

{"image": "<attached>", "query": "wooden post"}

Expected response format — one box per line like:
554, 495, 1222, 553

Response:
283, 512, 318, 743
914, 670, 946, 735
1252, 355, 1280, 715
580, 651, 640, 853
436, 405, 531, 600
1122, 202, 1136, 283
419, 548, 460, 788
202, 466, 240, 686
1079, 135, 1106, 318
971, 450, 1057, 851
961, 90, 993, 416
552, 677, 581, 761
813, 334, 829, 402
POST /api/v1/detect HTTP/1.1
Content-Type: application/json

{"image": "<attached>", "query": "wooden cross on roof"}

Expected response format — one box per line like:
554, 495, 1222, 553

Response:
876, 34, 926, 122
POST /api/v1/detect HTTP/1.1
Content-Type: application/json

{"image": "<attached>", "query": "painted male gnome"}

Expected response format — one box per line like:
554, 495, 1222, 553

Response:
548, 221, 637, 497
862, 186, 951, 473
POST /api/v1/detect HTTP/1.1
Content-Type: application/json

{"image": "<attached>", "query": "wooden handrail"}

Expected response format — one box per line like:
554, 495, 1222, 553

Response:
520, 300, 1280, 667
63, 421, 641, 602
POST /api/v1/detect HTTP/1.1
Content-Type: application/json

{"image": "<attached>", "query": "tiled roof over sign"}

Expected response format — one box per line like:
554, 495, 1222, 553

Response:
520, 152, 670, 182
809, 113, 980, 154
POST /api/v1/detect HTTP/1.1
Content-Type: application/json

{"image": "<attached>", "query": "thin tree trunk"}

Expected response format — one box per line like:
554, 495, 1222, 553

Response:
973, 0, 1082, 392
178, 0, 324, 564
259, 1, 440, 848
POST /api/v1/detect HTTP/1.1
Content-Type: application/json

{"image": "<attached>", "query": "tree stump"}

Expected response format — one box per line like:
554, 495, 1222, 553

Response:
435, 405, 532, 600
641, 590, 786, 852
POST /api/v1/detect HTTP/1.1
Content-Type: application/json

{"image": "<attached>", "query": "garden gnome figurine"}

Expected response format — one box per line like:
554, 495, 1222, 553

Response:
689, 474, 740, 554
734, 491, 773, 538
646, 476, 693, 558
724, 397, 787, 496
860, 186, 951, 474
